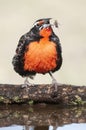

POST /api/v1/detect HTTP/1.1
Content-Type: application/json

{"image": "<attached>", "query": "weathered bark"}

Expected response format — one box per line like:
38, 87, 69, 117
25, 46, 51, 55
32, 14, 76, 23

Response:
0, 84, 86, 105
0, 105, 86, 127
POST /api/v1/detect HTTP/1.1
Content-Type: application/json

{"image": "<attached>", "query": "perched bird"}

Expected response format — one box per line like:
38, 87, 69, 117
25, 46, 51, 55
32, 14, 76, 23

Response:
12, 18, 62, 90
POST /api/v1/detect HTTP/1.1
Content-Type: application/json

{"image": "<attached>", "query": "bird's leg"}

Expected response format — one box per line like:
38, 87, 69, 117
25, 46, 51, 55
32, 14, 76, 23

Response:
49, 72, 59, 91
22, 77, 33, 88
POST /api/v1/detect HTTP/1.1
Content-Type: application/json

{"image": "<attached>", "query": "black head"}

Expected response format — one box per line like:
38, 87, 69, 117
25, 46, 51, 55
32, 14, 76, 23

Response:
33, 18, 52, 28
30, 18, 53, 38
33, 18, 52, 30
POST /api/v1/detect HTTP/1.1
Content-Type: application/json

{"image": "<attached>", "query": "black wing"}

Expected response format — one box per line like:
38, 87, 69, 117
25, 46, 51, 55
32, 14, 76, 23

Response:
50, 33, 62, 72
12, 32, 36, 77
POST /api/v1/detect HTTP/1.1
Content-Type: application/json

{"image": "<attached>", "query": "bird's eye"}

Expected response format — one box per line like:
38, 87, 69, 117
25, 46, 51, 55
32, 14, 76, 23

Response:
36, 23, 40, 27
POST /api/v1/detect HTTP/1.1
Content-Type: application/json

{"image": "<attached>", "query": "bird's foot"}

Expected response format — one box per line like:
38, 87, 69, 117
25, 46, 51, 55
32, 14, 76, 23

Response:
49, 72, 61, 91
22, 83, 33, 88
52, 79, 61, 91
21, 77, 34, 88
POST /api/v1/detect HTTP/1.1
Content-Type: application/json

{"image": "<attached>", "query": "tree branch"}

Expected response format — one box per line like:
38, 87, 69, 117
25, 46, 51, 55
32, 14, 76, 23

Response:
0, 84, 86, 105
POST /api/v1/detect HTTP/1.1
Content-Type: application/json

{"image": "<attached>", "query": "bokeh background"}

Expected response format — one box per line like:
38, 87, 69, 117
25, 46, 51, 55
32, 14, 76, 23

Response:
0, 0, 86, 85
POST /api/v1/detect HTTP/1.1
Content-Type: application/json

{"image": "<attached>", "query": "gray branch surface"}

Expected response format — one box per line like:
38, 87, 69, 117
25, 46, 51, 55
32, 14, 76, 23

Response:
0, 84, 86, 105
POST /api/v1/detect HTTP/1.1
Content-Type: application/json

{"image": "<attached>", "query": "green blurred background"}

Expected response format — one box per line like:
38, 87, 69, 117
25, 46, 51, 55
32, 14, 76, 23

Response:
0, 0, 86, 85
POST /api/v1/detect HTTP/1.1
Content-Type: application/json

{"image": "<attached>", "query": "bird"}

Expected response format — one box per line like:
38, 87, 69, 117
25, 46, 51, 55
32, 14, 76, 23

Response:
12, 18, 62, 90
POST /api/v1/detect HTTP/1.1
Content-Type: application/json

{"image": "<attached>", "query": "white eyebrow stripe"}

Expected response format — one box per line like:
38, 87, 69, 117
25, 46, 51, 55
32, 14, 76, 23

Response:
33, 21, 39, 26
